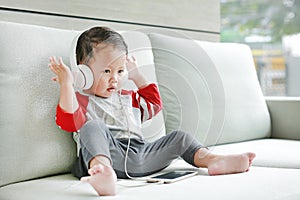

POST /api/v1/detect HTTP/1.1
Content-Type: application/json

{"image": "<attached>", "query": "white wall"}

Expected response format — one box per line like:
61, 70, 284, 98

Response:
0, 0, 220, 41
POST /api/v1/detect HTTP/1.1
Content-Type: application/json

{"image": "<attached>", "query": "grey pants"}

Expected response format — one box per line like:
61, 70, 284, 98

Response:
72, 119, 203, 179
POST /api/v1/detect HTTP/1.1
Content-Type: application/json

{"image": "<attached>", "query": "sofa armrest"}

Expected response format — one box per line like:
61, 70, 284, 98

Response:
265, 96, 300, 140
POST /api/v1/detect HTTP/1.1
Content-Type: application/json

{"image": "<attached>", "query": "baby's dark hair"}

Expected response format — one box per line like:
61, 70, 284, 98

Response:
76, 27, 128, 64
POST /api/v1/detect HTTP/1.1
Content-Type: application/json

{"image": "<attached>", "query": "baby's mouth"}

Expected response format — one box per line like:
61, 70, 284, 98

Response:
107, 86, 117, 92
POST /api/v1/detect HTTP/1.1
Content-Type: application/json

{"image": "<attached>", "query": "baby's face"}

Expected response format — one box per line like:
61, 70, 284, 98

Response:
86, 45, 127, 98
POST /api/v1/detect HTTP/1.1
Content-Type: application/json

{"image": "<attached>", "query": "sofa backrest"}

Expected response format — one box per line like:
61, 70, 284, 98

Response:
0, 21, 164, 186
0, 21, 77, 187
148, 33, 271, 147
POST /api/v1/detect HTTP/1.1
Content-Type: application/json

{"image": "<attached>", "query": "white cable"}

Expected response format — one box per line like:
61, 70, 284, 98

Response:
117, 90, 148, 182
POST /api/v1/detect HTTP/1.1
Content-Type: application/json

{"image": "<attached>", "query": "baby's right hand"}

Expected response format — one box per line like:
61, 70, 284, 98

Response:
48, 56, 73, 86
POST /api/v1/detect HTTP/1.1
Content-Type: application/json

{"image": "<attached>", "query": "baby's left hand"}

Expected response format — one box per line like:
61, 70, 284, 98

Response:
126, 55, 140, 80
126, 55, 148, 89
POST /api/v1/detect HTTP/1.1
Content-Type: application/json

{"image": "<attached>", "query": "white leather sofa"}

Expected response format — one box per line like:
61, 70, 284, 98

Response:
1, 21, 300, 200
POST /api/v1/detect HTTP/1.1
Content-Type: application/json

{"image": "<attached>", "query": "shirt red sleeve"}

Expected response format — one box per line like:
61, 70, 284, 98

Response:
55, 92, 89, 132
131, 83, 163, 121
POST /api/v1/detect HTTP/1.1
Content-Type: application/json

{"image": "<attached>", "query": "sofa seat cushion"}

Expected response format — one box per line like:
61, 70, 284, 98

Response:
210, 139, 300, 169
1, 163, 300, 200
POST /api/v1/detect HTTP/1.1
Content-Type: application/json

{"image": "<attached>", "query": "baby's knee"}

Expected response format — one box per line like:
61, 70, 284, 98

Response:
168, 130, 197, 147
170, 129, 190, 139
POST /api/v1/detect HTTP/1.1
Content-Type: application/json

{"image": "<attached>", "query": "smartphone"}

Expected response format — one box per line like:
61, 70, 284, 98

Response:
146, 171, 198, 184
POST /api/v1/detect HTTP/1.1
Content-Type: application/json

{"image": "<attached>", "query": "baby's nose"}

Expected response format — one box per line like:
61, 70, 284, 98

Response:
110, 74, 118, 83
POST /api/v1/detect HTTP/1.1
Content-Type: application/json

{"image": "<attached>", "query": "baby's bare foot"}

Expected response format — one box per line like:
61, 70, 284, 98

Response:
207, 152, 256, 176
80, 164, 117, 196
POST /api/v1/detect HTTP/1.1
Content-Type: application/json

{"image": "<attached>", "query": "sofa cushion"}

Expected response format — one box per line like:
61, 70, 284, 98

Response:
1, 165, 300, 200
148, 33, 271, 146
0, 21, 78, 187
0, 21, 165, 187
210, 139, 300, 169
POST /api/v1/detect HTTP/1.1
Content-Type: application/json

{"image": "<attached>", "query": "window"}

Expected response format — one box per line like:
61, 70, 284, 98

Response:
221, 0, 300, 96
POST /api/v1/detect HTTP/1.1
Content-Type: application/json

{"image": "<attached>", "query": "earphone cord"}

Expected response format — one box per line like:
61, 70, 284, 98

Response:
118, 91, 147, 181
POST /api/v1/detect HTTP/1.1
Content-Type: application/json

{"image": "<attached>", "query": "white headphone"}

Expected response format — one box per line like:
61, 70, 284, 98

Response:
69, 32, 94, 90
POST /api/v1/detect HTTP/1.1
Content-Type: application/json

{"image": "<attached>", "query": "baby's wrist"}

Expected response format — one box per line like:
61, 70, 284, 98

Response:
59, 81, 73, 88
132, 74, 148, 89
128, 67, 141, 78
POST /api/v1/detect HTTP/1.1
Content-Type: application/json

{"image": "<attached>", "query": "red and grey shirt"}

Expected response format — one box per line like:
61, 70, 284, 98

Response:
56, 83, 163, 139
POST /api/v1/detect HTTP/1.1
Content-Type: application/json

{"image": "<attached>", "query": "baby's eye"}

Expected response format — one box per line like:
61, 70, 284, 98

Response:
104, 69, 110, 73
118, 69, 124, 74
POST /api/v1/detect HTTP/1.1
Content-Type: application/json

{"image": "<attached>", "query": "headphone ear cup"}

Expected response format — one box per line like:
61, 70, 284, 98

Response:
73, 64, 94, 90
69, 31, 94, 90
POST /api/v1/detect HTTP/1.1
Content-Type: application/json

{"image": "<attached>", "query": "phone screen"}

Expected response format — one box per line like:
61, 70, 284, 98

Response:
151, 171, 195, 179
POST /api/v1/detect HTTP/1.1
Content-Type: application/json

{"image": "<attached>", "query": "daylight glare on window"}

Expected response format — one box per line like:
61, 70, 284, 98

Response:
221, 0, 300, 96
